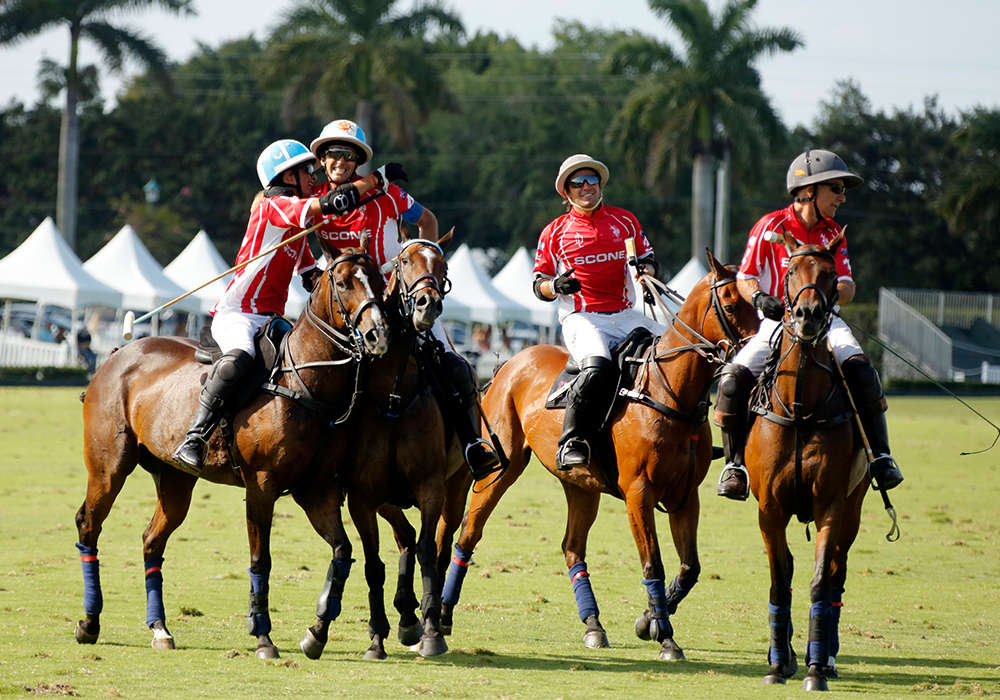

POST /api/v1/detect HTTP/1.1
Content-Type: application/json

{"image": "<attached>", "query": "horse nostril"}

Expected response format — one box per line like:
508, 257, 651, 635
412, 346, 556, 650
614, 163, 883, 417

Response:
415, 295, 428, 309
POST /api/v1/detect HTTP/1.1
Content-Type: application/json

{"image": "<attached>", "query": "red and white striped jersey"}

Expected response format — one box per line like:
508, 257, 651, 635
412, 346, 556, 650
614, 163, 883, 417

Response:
313, 183, 418, 282
738, 204, 853, 298
533, 205, 653, 314
212, 194, 318, 316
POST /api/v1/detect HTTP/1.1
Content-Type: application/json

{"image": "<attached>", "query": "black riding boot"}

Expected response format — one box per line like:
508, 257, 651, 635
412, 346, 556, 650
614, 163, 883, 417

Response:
713, 363, 756, 500
841, 355, 904, 490
557, 356, 616, 470
173, 350, 253, 476
438, 350, 502, 481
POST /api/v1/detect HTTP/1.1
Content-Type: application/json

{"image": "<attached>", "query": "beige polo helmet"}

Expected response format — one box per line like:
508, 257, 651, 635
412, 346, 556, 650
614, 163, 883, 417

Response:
555, 154, 610, 197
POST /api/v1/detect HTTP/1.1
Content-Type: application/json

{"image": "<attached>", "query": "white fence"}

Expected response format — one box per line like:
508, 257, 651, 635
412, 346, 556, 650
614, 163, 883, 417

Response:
0, 331, 76, 367
891, 288, 999, 329
878, 288, 953, 380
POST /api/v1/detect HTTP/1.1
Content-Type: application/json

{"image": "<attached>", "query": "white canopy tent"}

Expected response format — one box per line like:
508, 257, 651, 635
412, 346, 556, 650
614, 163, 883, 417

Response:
441, 244, 532, 325
163, 229, 232, 315
490, 247, 558, 329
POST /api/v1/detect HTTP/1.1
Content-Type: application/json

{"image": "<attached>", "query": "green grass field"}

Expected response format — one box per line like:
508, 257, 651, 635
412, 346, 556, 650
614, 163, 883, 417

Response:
0, 387, 998, 698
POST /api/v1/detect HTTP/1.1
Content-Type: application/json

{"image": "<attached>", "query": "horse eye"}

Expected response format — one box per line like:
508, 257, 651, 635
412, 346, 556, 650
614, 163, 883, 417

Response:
335, 280, 347, 290
724, 304, 735, 314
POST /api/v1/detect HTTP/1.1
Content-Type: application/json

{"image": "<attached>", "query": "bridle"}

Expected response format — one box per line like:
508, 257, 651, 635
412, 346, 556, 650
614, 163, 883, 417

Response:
782, 248, 839, 345
391, 239, 451, 321
303, 250, 383, 361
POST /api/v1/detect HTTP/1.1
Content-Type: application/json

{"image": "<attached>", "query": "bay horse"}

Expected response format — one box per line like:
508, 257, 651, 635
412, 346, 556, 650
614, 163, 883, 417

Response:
439, 251, 760, 660
299, 234, 466, 659
743, 230, 869, 691
73, 241, 390, 659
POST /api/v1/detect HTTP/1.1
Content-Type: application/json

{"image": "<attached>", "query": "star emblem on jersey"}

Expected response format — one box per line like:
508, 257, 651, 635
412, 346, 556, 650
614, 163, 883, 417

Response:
611, 225, 621, 240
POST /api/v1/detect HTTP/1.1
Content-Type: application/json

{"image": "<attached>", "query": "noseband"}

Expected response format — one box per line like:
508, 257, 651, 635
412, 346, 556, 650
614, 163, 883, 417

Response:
392, 239, 451, 319
304, 250, 382, 359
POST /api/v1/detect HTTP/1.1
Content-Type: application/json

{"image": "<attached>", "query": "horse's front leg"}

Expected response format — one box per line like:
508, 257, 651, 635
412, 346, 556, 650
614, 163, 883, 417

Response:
759, 507, 797, 684
821, 482, 866, 682
245, 490, 279, 659
654, 488, 705, 659
348, 497, 391, 660
802, 515, 840, 692
415, 489, 448, 657
377, 504, 421, 646
623, 481, 682, 661
560, 481, 609, 649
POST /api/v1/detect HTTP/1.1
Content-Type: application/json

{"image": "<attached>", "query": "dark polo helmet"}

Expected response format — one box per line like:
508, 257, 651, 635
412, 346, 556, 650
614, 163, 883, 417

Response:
786, 149, 863, 195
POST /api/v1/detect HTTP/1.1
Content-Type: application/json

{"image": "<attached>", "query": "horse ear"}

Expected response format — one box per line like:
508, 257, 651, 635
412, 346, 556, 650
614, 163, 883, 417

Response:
385, 267, 399, 301
358, 230, 370, 253
780, 229, 797, 254
827, 228, 846, 255
318, 237, 342, 261
704, 247, 730, 278
437, 227, 455, 249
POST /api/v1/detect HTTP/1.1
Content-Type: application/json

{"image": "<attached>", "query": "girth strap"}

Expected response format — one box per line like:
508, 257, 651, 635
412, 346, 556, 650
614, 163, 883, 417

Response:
752, 408, 853, 429
618, 388, 707, 425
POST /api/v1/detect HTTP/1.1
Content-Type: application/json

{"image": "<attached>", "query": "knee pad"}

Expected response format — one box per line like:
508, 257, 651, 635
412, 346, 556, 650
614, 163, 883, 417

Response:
842, 356, 886, 412
217, 350, 253, 382
718, 364, 754, 401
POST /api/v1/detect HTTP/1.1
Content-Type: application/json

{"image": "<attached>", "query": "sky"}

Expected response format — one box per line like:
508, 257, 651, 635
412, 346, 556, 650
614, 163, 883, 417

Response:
0, 0, 998, 129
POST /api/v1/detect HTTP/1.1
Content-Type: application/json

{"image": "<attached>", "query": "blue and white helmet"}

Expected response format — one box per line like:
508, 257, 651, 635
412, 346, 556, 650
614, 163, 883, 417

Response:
256, 139, 317, 188
309, 119, 374, 165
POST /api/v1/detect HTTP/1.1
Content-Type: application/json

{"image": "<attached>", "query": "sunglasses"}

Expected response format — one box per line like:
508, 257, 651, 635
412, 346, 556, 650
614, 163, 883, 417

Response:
823, 182, 847, 195
567, 173, 601, 189
321, 146, 360, 162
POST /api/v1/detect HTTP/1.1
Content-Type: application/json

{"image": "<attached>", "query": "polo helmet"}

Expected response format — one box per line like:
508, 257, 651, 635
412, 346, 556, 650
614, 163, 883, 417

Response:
309, 119, 374, 165
786, 149, 863, 195
256, 139, 316, 188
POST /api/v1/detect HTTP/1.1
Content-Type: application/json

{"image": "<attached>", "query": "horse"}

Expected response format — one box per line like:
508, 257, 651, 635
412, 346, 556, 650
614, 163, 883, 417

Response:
438, 251, 760, 660
298, 234, 466, 660
742, 230, 870, 691
73, 241, 390, 659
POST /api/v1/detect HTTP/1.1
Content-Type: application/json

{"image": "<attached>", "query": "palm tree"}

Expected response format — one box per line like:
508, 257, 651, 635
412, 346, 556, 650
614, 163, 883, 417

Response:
266, 0, 463, 157
606, 0, 801, 260
0, 0, 194, 250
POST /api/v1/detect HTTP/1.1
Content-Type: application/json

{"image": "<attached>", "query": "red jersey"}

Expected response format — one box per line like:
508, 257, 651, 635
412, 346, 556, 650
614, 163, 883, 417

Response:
533, 205, 653, 314
738, 204, 853, 298
213, 194, 318, 316
313, 182, 419, 281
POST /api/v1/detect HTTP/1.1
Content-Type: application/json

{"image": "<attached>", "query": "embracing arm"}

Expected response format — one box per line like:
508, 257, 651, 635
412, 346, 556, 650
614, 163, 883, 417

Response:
836, 279, 855, 305
416, 207, 439, 242
306, 174, 380, 220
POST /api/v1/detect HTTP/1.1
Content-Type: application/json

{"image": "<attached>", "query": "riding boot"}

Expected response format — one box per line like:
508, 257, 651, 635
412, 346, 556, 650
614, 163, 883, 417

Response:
173, 349, 254, 475
841, 355, 904, 490
713, 363, 756, 500
437, 350, 502, 481
557, 356, 617, 470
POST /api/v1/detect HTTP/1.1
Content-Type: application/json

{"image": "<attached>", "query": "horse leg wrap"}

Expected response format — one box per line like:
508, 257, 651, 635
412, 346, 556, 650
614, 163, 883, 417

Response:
806, 600, 832, 667
768, 602, 793, 666
441, 544, 471, 606
247, 570, 271, 636
76, 543, 103, 616
144, 555, 165, 627
316, 558, 352, 622
642, 578, 674, 642
829, 587, 844, 663
569, 562, 599, 622
663, 575, 694, 616
393, 550, 419, 616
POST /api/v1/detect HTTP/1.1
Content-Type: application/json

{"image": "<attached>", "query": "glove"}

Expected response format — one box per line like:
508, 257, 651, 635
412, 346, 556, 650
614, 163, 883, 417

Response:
319, 183, 361, 216
375, 162, 408, 186
300, 268, 322, 294
753, 291, 785, 321
552, 269, 581, 295
632, 257, 658, 278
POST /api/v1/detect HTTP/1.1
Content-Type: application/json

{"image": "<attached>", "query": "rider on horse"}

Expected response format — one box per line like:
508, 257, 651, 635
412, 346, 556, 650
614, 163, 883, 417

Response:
532, 154, 664, 470
714, 149, 905, 501
172, 138, 384, 474
307, 118, 502, 481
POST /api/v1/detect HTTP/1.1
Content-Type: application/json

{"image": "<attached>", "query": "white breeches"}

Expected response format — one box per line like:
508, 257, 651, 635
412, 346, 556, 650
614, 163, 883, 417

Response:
560, 309, 666, 365
731, 313, 863, 377
210, 311, 272, 357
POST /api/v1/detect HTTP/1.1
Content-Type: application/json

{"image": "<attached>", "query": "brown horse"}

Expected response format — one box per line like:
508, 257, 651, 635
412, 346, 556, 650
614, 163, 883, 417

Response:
743, 231, 869, 691
298, 235, 466, 660
438, 251, 760, 659
73, 243, 390, 658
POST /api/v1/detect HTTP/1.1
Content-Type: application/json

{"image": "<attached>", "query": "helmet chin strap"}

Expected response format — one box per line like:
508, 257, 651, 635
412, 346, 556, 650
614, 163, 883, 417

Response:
570, 194, 603, 212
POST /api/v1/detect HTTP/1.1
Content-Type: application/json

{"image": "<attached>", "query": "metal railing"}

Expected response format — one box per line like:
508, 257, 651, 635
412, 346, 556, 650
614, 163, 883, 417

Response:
878, 288, 953, 380
891, 288, 999, 330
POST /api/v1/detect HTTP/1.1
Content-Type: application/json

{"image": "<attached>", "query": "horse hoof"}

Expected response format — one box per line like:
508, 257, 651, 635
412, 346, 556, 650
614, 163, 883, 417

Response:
803, 673, 829, 691
418, 634, 448, 657
150, 626, 175, 650
397, 622, 422, 647
74, 620, 98, 644
255, 644, 279, 660
583, 630, 610, 649
299, 629, 325, 660
634, 611, 652, 641
658, 639, 685, 661
762, 674, 787, 685
364, 641, 387, 660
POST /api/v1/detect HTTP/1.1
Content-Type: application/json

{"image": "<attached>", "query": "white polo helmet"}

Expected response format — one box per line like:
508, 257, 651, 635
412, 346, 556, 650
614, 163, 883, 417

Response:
309, 119, 374, 165
256, 139, 316, 188
555, 154, 610, 197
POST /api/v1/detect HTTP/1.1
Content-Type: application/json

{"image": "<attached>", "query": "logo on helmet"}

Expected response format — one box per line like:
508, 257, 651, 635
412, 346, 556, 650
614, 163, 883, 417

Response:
334, 120, 353, 132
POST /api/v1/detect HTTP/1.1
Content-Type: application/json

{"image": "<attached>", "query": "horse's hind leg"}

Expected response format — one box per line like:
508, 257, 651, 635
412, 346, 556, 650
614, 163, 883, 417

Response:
74, 424, 140, 644
140, 465, 197, 650
413, 489, 448, 658
348, 498, 391, 660
245, 488, 279, 659
759, 509, 797, 684
377, 505, 421, 646
559, 481, 609, 649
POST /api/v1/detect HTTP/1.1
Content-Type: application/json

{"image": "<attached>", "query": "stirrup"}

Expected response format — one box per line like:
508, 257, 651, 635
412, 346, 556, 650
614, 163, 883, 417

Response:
172, 435, 208, 477
868, 454, 903, 491
556, 438, 590, 471
716, 463, 749, 501
465, 439, 502, 482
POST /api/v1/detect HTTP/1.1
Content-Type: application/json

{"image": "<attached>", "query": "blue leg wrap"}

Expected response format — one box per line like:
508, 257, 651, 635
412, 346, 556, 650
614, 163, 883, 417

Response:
76, 543, 103, 616
807, 600, 832, 666
663, 575, 693, 616
144, 555, 165, 627
442, 544, 472, 606
767, 602, 793, 666
317, 558, 352, 622
569, 561, 599, 622
642, 578, 673, 641
830, 587, 844, 661
247, 569, 271, 637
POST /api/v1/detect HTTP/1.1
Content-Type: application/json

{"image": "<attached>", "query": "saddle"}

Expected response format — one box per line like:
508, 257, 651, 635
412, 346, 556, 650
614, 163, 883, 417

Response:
194, 317, 292, 412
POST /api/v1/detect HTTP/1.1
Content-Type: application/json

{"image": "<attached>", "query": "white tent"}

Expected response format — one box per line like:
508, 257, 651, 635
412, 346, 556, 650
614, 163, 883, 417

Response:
0, 217, 122, 309
491, 247, 557, 328
441, 244, 531, 325
84, 224, 201, 314
163, 230, 232, 315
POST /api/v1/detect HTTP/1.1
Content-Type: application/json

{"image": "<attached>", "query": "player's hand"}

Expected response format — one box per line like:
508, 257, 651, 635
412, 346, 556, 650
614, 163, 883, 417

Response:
552, 269, 581, 295
753, 291, 785, 321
